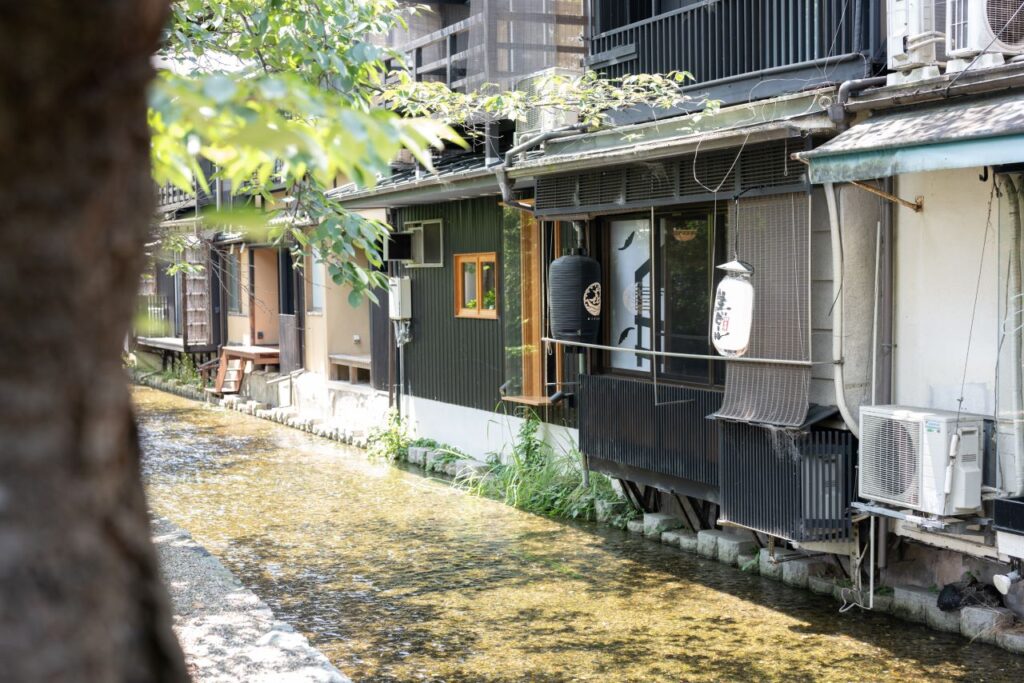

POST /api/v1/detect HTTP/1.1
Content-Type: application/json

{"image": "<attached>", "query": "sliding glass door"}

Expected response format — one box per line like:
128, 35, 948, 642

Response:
603, 208, 727, 386
607, 217, 652, 372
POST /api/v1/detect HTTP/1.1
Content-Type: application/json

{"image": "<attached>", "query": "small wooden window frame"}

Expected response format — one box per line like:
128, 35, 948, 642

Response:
454, 252, 498, 319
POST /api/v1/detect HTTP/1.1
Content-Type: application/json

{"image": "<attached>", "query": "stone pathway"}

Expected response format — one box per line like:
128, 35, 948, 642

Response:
151, 517, 348, 683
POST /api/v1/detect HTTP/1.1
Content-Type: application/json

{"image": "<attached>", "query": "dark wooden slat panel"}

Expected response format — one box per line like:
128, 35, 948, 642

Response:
394, 198, 505, 413
719, 421, 857, 542
579, 374, 722, 488
279, 314, 301, 373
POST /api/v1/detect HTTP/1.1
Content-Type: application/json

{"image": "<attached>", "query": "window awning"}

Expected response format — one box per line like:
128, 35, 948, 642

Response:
798, 93, 1024, 184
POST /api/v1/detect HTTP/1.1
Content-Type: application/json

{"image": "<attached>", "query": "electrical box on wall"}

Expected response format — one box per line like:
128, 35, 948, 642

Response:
388, 276, 411, 320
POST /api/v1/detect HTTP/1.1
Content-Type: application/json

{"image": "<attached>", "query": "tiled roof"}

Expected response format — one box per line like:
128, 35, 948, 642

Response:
328, 153, 491, 201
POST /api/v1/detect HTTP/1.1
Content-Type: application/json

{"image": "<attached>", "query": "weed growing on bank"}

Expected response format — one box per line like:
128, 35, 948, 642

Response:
158, 353, 203, 389
366, 410, 638, 526
367, 411, 411, 462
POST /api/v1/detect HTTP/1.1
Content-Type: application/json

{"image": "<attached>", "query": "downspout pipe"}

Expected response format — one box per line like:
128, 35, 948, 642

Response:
825, 182, 860, 438
828, 76, 889, 124
1001, 174, 1024, 496
488, 123, 589, 211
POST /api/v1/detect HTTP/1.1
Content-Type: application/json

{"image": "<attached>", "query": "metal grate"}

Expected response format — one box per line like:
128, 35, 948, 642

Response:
535, 141, 805, 215
680, 149, 738, 196
719, 421, 857, 542
859, 413, 921, 507
988, 0, 1024, 47
588, 0, 872, 86
577, 168, 625, 206
625, 161, 679, 202
739, 139, 796, 188
536, 174, 577, 209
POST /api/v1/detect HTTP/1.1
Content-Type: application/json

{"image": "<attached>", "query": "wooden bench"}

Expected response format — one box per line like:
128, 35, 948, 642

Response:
329, 353, 372, 385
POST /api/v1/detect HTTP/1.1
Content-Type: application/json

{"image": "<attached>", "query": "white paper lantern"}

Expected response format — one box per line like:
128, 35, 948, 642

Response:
712, 260, 754, 358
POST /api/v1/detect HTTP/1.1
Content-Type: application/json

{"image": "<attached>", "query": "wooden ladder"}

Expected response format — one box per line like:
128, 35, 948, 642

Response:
213, 352, 247, 395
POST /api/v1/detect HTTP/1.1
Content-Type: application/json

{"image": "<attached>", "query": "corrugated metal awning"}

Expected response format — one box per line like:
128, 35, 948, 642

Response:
799, 93, 1024, 183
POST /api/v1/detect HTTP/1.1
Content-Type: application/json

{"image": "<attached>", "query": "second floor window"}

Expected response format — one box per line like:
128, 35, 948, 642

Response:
455, 252, 498, 319
225, 250, 242, 314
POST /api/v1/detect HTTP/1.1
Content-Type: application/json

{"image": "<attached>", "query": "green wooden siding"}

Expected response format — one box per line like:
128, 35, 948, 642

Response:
395, 197, 505, 413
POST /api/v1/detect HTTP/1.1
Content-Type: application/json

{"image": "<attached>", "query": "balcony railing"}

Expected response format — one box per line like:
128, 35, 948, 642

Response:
156, 157, 216, 212
156, 183, 211, 211
398, 15, 477, 91
385, 4, 586, 92
589, 0, 879, 106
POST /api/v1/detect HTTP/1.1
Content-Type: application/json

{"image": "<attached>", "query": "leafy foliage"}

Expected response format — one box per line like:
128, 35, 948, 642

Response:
382, 69, 713, 131
160, 353, 204, 389
154, 1, 716, 302
154, 0, 460, 302
463, 413, 637, 524
365, 410, 637, 525
366, 409, 411, 463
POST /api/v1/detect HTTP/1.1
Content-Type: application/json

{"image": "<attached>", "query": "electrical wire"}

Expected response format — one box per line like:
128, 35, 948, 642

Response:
955, 181, 997, 429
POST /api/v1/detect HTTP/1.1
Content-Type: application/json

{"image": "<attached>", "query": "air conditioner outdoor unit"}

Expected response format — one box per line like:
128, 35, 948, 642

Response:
947, 0, 1024, 71
887, 0, 947, 84
859, 405, 984, 517
513, 67, 580, 152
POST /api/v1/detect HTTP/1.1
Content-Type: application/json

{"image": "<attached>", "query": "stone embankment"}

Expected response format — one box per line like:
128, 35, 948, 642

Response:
627, 512, 1024, 655
134, 373, 494, 476
134, 372, 373, 448
152, 517, 348, 682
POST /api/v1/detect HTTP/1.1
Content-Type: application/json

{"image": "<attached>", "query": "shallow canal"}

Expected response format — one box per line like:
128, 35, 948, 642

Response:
136, 387, 1024, 682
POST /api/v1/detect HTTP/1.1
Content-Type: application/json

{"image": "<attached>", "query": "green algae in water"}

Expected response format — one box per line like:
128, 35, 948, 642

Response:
136, 387, 1024, 682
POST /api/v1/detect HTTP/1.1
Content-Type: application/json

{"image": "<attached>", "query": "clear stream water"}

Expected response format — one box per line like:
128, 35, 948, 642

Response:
136, 387, 1024, 682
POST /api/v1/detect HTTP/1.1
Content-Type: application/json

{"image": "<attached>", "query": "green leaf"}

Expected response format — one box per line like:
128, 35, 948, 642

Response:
258, 77, 288, 100
202, 74, 237, 104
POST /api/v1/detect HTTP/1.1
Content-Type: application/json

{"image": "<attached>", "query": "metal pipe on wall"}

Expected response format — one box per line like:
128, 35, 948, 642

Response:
1001, 174, 1024, 496
824, 182, 859, 437
542, 337, 816, 367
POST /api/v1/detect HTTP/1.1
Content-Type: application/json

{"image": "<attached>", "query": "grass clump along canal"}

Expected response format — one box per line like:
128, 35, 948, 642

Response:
367, 410, 638, 526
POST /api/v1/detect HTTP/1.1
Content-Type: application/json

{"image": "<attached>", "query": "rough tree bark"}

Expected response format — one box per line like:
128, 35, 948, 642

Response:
0, 2, 188, 681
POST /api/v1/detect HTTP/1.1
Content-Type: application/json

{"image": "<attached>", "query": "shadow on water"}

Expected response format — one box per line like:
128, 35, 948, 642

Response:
135, 388, 1024, 682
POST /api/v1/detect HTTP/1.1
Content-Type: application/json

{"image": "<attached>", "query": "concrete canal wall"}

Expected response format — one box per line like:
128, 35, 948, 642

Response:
152, 516, 348, 682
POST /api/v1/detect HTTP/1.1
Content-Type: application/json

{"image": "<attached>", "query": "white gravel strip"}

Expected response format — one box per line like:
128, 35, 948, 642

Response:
152, 517, 349, 683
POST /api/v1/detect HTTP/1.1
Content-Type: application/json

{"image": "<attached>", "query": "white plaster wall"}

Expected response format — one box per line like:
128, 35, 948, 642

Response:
404, 396, 580, 461
893, 168, 999, 415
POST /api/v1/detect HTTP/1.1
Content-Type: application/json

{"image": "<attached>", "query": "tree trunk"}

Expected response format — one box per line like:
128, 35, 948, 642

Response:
0, 2, 188, 681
